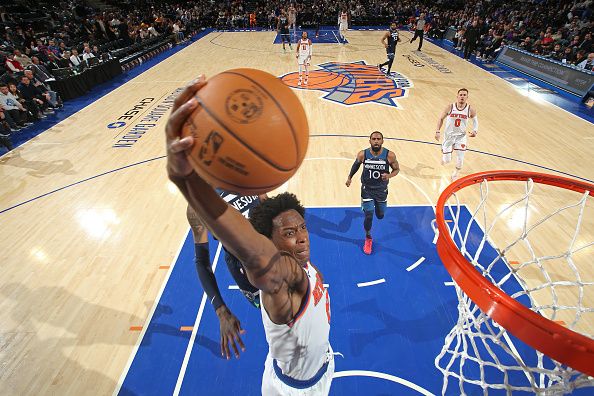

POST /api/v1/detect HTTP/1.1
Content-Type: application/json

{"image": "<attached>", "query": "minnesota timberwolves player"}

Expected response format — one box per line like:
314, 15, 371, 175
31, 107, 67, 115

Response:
187, 191, 266, 359
345, 131, 400, 254
378, 22, 401, 76
278, 10, 292, 51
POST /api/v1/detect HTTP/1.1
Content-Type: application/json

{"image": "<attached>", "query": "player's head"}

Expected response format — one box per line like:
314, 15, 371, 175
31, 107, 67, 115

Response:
249, 193, 309, 265
390, 22, 397, 31
302, 31, 308, 39
457, 88, 469, 104
369, 131, 384, 151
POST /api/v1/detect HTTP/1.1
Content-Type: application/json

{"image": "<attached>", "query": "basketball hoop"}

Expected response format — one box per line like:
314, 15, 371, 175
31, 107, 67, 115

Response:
433, 170, 594, 394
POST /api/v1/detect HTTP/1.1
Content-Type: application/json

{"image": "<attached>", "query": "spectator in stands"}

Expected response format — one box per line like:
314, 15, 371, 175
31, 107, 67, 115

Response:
24, 70, 61, 108
148, 24, 160, 37
47, 39, 61, 56
580, 32, 592, 53
8, 82, 42, 121
30, 57, 54, 82
61, 51, 73, 67
519, 36, 533, 52
574, 49, 588, 66
578, 52, 594, 70
5, 53, 25, 74
18, 76, 52, 114
0, 83, 29, 129
562, 46, 576, 63
549, 43, 564, 61
82, 46, 96, 63
13, 49, 32, 68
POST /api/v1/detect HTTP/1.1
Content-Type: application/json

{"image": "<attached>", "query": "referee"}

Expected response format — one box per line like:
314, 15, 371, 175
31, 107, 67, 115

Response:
409, 13, 426, 51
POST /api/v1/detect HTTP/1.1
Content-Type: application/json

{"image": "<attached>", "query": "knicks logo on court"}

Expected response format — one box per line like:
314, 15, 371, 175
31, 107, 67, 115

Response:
279, 61, 413, 108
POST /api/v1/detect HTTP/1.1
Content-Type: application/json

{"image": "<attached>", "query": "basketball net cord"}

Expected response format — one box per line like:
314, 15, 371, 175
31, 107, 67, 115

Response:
432, 178, 594, 395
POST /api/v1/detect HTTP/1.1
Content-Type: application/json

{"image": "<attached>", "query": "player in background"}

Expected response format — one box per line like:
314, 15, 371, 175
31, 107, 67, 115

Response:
296, 31, 312, 86
345, 131, 400, 255
278, 10, 292, 51
338, 9, 348, 43
378, 22, 401, 76
288, 4, 297, 38
435, 88, 479, 180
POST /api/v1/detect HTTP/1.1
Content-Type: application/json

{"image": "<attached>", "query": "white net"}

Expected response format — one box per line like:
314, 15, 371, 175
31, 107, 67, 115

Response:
433, 176, 594, 395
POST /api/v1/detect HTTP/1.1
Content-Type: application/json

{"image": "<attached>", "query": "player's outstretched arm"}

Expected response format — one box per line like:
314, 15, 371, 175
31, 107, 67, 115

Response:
346, 150, 364, 187
187, 205, 245, 360
166, 77, 292, 296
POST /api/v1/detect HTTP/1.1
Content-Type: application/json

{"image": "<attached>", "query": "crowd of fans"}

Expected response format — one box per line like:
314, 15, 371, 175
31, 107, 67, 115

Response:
0, 0, 592, 151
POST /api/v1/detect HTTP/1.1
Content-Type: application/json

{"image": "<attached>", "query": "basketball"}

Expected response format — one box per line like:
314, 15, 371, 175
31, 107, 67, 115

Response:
181, 68, 309, 194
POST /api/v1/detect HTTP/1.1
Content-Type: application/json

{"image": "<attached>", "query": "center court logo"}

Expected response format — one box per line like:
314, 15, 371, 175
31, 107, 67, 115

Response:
279, 60, 413, 108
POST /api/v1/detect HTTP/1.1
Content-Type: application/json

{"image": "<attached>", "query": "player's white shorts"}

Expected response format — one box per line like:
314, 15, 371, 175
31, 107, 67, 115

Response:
298, 56, 310, 65
442, 133, 468, 154
339, 22, 348, 32
261, 350, 335, 395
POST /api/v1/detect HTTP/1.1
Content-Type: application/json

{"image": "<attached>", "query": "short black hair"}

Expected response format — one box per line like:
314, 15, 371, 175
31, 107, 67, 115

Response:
249, 192, 305, 238
458, 88, 469, 94
370, 130, 383, 139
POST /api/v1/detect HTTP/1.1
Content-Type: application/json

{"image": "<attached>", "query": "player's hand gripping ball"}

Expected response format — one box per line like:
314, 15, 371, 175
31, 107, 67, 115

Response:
181, 68, 309, 194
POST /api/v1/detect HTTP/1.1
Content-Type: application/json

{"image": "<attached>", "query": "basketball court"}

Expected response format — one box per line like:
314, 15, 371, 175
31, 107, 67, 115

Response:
1, 28, 592, 395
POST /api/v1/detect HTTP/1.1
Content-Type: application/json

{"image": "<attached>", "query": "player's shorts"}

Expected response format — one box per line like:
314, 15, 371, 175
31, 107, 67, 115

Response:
339, 22, 348, 31
361, 186, 388, 213
224, 248, 260, 308
261, 348, 335, 395
441, 133, 468, 154
281, 31, 290, 40
297, 55, 310, 65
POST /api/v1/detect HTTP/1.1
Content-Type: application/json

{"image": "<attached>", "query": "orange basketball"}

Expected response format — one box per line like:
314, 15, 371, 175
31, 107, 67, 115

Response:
182, 68, 309, 195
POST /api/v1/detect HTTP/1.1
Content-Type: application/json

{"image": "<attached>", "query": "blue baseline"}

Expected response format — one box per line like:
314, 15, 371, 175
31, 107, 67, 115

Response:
119, 206, 593, 395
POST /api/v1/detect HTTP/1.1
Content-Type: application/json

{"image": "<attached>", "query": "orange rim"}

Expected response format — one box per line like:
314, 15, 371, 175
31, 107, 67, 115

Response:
435, 170, 594, 376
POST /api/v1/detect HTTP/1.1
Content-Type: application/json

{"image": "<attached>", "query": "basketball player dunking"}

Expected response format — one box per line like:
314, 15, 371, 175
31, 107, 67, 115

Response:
167, 78, 334, 394
187, 190, 266, 359
435, 88, 479, 180
278, 10, 292, 51
338, 9, 348, 43
378, 22, 401, 76
296, 31, 312, 86
345, 131, 400, 255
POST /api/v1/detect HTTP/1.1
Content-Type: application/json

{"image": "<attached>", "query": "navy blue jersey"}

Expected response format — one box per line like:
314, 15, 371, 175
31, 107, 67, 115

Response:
217, 190, 261, 218
387, 29, 399, 53
279, 16, 289, 33
361, 148, 390, 190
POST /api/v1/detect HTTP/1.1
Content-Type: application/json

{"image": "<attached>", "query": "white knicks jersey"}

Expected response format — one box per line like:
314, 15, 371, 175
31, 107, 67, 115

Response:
261, 261, 331, 381
444, 102, 470, 137
298, 38, 312, 57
